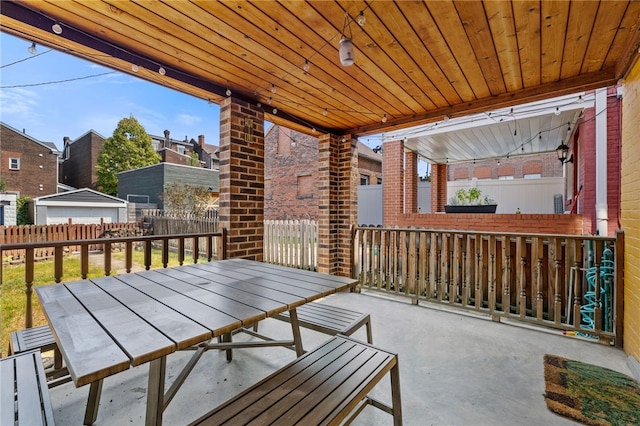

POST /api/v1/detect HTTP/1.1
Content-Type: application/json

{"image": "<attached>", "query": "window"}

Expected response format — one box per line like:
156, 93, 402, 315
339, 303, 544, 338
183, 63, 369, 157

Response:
377, 177, 383, 185
177, 146, 185, 155
152, 140, 159, 151
297, 174, 313, 198
498, 175, 514, 180
360, 174, 370, 185
9, 158, 20, 170
523, 173, 541, 179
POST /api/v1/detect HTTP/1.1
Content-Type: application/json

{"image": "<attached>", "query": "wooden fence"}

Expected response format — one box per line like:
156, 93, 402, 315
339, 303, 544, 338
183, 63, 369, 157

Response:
353, 226, 624, 347
264, 219, 318, 271
0, 222, 141, 261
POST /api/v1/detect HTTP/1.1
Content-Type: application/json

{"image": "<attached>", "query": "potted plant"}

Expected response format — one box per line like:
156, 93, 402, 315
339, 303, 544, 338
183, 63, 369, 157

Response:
444, 188, 497, 213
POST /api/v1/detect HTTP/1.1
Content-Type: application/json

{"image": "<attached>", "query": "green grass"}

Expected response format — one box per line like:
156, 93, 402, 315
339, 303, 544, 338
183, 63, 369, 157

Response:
1, 249, 198, 353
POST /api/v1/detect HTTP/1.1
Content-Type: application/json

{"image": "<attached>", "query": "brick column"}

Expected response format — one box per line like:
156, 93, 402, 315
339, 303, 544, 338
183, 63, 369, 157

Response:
405, 150, 418, 213
382, 140, 405, 226
318, 134, 358, 276
219, 96, 264, 260
431, 163, 448, 213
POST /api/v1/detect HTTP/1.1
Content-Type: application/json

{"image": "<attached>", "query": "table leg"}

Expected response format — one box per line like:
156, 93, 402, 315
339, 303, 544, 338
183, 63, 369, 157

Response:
146, 356, 166, 426
289, 308, 304, 356
83, 379, 103, 425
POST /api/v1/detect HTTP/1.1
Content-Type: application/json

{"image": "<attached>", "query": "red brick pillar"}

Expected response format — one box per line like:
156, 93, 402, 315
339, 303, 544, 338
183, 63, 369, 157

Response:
219, 97, 264, 260
405, 150, 418, 213
431, 163, 448, 213
318, 134, 358, 276
382, 140, 405, 226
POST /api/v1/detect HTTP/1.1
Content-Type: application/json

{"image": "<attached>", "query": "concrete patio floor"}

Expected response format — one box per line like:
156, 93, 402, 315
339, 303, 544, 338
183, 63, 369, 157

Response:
49, 289, 632, 425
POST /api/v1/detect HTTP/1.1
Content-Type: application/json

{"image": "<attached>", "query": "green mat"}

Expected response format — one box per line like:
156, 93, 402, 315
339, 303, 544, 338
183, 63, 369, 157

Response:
543, 354, 640, 425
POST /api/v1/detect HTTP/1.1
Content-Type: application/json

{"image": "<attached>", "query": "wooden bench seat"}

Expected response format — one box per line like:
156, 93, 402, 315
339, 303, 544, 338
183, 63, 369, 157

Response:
8, 325, 70, 387
274, 301, 373, 344
190, 335, 402, 426
0, 349, 56, 425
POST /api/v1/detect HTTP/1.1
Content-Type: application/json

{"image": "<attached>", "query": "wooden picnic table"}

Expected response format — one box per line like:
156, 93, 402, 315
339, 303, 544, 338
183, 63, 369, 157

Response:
35, 258, 357, 426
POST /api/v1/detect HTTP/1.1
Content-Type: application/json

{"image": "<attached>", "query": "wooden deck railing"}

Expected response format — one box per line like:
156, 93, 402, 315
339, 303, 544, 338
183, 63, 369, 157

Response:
352, 226, 624, 348
264, 219, 318, 271
1, 230, 227, 330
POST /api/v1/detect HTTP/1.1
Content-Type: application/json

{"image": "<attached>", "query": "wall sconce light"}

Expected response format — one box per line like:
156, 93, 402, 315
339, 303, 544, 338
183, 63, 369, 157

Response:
556, 141, 570, 163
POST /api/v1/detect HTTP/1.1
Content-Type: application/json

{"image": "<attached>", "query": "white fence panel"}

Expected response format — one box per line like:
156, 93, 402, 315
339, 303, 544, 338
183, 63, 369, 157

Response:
264, 219, 318, 271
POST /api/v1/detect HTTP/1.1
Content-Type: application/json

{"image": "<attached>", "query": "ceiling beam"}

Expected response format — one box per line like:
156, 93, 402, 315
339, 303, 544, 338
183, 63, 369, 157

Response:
350, 69, 617, 137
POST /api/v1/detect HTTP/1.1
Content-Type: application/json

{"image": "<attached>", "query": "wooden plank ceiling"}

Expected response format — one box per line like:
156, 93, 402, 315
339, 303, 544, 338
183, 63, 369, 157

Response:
2, 0, 640, 141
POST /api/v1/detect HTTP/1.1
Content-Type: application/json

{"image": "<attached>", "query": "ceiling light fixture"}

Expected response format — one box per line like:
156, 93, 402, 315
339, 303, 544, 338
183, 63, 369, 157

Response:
323, 108, 328, 116
555, 107, 561, 116
131, 64, 139, 72
273, 107, 278, 114
381, 114, 387, 123
158, 66, 166, 75
357, 10, 366, 26
339, 13, 355, 66
303, 60, 310, 73
51, 23, 63, 34
271, 84, 276, 94
226, 88, 232, 96
28, 42, 37, 54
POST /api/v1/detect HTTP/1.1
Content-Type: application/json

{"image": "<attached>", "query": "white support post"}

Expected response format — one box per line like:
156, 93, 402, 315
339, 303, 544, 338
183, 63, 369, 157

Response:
595, 88, 608, 236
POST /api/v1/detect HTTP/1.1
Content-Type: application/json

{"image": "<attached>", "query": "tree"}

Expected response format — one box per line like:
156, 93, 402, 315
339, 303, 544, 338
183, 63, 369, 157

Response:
16, 197, 32, 225
96, 116, 160, 195
161, 182, 212, 216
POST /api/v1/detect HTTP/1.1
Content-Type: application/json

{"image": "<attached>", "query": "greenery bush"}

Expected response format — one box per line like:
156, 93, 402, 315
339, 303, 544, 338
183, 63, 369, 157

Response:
448, 188, 495, 206
16, 197, 32, 225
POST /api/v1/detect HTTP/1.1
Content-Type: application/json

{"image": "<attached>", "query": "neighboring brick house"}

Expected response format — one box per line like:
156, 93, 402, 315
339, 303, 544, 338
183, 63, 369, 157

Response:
59, 130, 106, 189
264, 125, 382, 221
447, 153, 563, 181
0, 122, 59, 198
152, 130, 219, 170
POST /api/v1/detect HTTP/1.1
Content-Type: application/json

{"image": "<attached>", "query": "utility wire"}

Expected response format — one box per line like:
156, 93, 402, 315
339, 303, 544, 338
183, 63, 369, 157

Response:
1, 71, 118, 88
0, 49, 52, 68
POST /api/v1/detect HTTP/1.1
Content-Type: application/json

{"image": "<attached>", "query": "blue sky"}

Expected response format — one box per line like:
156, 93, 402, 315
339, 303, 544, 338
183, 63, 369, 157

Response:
1, 32, 221, 151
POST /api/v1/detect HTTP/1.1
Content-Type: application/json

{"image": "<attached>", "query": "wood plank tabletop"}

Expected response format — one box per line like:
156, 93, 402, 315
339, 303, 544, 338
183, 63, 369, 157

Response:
36, 259, 358, 391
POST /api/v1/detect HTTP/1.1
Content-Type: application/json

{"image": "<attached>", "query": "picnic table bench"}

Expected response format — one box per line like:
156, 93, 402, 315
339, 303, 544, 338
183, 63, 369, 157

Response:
0, 350, 56, 425
189, 335, 402, 425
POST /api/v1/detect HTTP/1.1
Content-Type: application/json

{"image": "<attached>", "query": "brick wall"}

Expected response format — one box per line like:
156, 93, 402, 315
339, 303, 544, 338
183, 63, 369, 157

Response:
218, 97, 265, 260
621, 59, 640, 359
382, 140, 405, 224
0, 124, 58, 198
264, 125, 319, 220
447, 153, 561, 180
61, 132, 104, 189
396, 212, 583, 234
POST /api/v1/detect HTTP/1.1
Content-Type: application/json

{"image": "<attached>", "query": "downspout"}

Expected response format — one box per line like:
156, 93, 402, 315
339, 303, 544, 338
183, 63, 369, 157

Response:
595, 88, 608, 236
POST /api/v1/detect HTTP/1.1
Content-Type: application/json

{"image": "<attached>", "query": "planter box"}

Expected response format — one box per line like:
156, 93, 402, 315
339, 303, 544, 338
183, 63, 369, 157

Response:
444, 204, 497, 214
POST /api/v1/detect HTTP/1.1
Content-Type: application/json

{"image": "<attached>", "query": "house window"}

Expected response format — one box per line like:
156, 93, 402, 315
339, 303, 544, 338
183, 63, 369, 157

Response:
524, 173, 541, 179
377, 177, 383, 185
498, 175, 514, 180
9, 158, 20, 170
152, 140, 159, 151
360, 174, 370, 185
297, 174, 314, 198
177, 146, 185, 155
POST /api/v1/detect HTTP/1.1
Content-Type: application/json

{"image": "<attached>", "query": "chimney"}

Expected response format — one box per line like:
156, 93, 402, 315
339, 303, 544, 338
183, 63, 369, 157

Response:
198, 135, 205, 146
163, 129, 170, 149
63, 136, 71, 144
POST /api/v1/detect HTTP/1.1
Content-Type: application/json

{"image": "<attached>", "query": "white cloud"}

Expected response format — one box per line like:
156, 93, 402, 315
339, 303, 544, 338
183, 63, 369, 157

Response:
0, 88, 42, 121
176, 113, 202, 126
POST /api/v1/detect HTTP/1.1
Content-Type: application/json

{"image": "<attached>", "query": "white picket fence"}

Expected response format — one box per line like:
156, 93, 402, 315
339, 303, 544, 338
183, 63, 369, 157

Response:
264, 219, 318, 271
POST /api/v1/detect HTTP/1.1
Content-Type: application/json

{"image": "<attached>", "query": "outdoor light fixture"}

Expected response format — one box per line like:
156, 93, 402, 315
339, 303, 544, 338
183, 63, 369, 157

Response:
158, 66, 166, 75
339, 37, 355, 66
132, 64, 139, 72
381, 114, 387, 123
556, 141, 570, 163
51, 23, 63, 34
226, 88, 232, 96
28, 42, 37, 54
339, 13, 355, 66
303, 60, 310, 73
555, 107, 561, 116
323, 108, 328, 116
357, 10, 366, 26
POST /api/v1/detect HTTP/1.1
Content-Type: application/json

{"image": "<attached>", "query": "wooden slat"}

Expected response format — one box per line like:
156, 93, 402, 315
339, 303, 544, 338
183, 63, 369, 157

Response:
35, 284, 130, 387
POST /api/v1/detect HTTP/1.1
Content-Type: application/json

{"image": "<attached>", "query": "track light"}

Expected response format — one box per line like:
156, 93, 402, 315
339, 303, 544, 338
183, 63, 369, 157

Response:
28, 42, 37, 54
